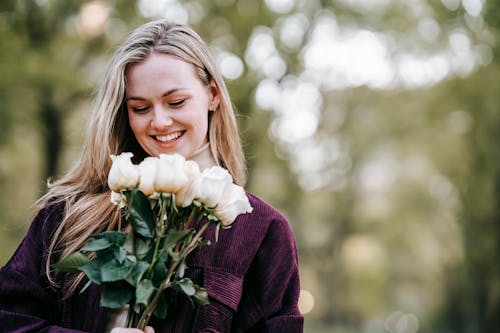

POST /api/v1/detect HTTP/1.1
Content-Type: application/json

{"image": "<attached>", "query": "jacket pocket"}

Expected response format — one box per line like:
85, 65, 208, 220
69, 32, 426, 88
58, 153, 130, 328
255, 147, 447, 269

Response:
192, 266, 243, 332
203, 266, 243, 311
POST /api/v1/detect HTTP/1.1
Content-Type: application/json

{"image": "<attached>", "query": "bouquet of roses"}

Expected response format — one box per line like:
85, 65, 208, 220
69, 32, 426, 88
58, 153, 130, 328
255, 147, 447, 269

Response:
55, 152, 253, 329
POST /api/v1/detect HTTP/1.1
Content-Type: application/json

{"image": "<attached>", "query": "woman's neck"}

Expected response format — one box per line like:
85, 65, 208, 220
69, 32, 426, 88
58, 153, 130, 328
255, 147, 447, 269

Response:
188, 143, 217, 170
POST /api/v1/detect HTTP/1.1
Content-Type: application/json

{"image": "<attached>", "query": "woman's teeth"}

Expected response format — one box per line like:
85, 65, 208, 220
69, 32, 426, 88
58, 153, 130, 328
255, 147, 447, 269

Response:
155, 131, 183, 142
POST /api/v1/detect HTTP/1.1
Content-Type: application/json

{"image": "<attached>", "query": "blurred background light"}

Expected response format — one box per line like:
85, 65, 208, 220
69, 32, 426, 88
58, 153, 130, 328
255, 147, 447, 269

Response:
462, 0, 483, 17
264, 0, 296, 14
340, 235, 386, 271
78, 1, 110, 38
137, 0, 188, 23
384, 311, 419, 333
278, 14, 309, 50
441, 0, 461, 11
447, 110, 472, 134
417, 17, 441, 43
217, 51, 244, 80
298, 289, 315, 315
339, 0, 392, 13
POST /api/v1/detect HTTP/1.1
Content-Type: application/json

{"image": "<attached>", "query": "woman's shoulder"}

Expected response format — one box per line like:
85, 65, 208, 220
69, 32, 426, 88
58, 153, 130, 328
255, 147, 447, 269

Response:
243, 192, 300, 265
1, 200, 65, 274
24, 199, 67, 250
238, 191, 296, 240
193, 191, 296, 269
245, 192, 288, 224
36, 199, 66, 229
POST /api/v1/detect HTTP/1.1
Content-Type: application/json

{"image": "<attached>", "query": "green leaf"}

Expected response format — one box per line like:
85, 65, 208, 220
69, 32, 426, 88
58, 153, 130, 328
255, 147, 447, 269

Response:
193, 286, 210, 305
80, 259, 103, 284
126, 261, 150, 286
82, 231, 128, 252
100, 283, 133, 309
176, 261, 186, 279
136, 279, 156, 305
166, 247, 180, 261
177, 278, 196, 296
163, 229, 193, 248
100, 258, 134, 282
152, 259, 167, 286
81, 238, 112, 252
114, 247, 127, 263
53, 252, 89, 272
123, 233, 133, 253
135, 237, 151, 260
128, 189, 154, 238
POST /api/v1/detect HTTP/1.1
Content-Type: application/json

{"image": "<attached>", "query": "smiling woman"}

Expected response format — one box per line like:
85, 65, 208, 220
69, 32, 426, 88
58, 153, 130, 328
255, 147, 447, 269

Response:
0, 19, 304, 333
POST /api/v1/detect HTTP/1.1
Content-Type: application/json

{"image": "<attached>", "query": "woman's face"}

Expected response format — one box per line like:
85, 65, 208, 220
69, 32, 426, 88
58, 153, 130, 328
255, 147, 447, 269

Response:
125, 52, 219, 158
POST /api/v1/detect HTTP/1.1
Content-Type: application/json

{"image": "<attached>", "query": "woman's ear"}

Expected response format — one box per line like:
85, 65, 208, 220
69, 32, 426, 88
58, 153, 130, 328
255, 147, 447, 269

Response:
208, 79, 221, 111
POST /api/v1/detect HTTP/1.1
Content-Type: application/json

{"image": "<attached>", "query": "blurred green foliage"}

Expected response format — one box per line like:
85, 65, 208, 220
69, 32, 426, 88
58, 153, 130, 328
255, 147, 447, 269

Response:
0, 0, 499, 332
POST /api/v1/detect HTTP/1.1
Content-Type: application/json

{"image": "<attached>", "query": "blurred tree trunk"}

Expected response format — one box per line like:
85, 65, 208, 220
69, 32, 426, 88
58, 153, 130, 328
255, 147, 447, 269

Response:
455, 2, 500, 330
436, 66, 500, 333
39, 87, 62, 181
462, 88, 500, 333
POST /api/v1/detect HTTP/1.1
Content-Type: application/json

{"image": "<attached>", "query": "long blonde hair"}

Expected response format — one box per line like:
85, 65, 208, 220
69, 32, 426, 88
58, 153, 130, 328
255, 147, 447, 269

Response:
40, 20, 246, 293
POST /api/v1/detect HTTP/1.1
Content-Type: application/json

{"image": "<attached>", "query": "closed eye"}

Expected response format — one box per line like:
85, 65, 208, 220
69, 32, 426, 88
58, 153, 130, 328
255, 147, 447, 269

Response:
131, 105, 150, 113
169, 99, 186, 107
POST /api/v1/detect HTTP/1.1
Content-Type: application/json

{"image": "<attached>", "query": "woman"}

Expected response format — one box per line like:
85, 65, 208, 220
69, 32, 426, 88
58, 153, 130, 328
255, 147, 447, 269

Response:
0, 20, 303, 332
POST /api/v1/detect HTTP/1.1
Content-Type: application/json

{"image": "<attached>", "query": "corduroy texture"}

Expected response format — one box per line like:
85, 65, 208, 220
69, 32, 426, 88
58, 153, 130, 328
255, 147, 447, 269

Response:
0, 193, 304, 332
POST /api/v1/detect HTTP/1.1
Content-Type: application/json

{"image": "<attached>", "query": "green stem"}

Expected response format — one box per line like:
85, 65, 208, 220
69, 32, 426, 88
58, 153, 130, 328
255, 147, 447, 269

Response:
135, 221, 212, 329
145, 196, 168, 277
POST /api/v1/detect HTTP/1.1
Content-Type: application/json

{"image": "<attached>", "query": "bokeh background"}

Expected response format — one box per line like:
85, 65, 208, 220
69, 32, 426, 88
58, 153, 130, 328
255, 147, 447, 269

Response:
1, 0, 499, 332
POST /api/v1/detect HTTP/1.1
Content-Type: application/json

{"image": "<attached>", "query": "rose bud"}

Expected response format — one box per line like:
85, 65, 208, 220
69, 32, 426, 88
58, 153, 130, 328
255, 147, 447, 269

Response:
108, 152, 140, 191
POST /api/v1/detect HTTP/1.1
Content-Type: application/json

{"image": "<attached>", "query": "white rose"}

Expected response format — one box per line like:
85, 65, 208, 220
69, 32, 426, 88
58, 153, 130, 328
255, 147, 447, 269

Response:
108, 152, 140, 191
154, 153, 189, 193
110, 191, 126, 208
215, 184, 253, 227
175, 160, 201, 207
137, 157, 159, 197
196, 166, 233, 208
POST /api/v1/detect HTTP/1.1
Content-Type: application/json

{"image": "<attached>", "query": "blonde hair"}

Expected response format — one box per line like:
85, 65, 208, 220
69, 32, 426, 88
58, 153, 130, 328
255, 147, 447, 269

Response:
40, 20, 246, 293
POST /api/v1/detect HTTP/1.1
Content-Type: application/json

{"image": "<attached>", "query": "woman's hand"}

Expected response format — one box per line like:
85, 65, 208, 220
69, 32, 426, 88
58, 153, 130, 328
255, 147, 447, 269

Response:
110, 327, 154, 333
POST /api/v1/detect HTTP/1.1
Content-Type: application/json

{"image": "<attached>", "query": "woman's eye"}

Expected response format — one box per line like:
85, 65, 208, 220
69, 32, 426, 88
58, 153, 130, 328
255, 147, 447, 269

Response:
132, 105, 150, 113
169, 99, 185, 107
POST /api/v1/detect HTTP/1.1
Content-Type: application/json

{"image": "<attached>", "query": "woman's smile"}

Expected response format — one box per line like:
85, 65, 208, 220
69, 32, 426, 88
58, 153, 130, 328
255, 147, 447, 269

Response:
154, 131, 185, 143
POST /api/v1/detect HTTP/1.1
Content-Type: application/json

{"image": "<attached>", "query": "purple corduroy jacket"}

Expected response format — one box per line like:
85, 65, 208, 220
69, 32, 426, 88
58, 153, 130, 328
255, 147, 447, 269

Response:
0, 193, 303, 332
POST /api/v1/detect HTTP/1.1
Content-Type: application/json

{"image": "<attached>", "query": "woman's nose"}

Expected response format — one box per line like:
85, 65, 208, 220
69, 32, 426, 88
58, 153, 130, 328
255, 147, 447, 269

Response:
151, 107, 173, 129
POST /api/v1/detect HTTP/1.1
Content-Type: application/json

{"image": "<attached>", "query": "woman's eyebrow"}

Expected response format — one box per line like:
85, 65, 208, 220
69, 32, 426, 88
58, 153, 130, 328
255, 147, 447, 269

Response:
125, 88, 186, 102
